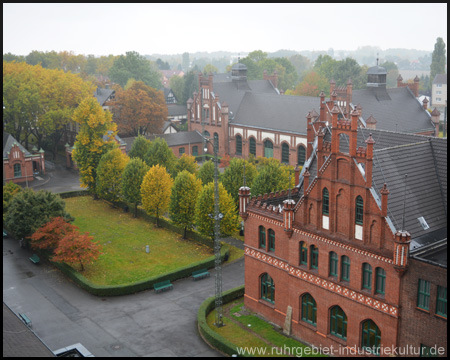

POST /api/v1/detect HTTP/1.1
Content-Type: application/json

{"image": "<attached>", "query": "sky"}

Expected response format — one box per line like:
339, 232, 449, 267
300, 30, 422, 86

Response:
3, 3, 447, 57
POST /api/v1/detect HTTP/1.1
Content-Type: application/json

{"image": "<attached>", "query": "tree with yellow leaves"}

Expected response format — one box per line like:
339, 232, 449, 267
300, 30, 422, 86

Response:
141, 165, 173, 227
72, 97, 117, 197
96, 147, 129, 205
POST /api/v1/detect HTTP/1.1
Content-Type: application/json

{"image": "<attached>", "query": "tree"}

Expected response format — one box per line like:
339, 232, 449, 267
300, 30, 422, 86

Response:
109, 51, 162, 89
3, 181, 22, 215
144, 137, 177, 175
29, 216, 77, 252
198, 160, 215, 186
140, 165, 173, 227
128, 135, 152, 161
172, 154, 198, 179
109, 81, 167, 136
96, 148, 129, 205
221, 158, 257, 209
4, 189, 73, 241
169, 75, 185, 104
52, 230, 101, 272
194, 182, 239, 238
156, 58, 170, 70
251, 159, 293, 197
183, 70, 199, 104
289, 54, 312, 81
430, 37, 446, 87
203, 64, 218, 75
72, 97, 117, 196
169, 170, 202, 239
182, 52, 190, 71
292, 70, 329, 97
380, 61, 399, 88
121, 158, 149, 217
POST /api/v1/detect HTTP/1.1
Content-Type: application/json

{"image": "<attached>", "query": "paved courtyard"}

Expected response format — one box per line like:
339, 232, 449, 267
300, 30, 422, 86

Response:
4, 155, 245, 356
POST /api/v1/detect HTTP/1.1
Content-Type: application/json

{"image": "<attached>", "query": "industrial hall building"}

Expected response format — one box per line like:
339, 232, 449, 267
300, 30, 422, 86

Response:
238, 93, 447, 356
187, 62, 437, 168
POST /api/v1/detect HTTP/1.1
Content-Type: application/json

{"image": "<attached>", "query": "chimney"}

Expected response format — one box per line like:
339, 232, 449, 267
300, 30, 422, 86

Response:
330, 104, 339, 154
431, 108, 441, 136
349, 109, 359, 158
397, 74, 403, 88
283, 199, 295, 238
346, 78, 353, 113
413, 75, 420, 97
393, 230, 412, 276
422, 97, 429, 111
239, 185, 251, 220
380, 183, 389, 218
366, 115, 377, 130
364, 133, 375, 188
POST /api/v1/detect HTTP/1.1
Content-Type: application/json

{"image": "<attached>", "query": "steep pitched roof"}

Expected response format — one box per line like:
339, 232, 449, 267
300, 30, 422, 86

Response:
432, 73, 447, 85
167, 104, 187, 117
3, 132, 31, 159
352, 87, 433, 133
94, 87, 115, 106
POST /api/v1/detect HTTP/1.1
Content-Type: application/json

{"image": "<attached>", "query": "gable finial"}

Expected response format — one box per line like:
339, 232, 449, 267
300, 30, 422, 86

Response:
376, 53, 379, 66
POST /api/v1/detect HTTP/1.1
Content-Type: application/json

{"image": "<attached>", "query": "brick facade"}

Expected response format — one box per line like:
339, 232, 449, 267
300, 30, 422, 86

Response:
239, 97, 446, 356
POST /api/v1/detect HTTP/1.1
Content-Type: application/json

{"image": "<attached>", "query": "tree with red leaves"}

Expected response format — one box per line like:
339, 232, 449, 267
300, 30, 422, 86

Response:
52, 231, 101, 271
29, 216, 77, 251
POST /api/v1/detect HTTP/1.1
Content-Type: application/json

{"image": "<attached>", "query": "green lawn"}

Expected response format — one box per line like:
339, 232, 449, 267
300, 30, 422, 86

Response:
64, 196, 215, 285
207, 298, 326, 357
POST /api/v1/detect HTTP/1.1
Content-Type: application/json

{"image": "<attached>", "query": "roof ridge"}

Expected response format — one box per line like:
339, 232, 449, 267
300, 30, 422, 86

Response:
373, 139, 431, 152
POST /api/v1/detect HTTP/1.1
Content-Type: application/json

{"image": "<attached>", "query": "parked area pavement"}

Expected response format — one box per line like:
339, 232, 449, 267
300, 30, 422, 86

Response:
3, 235, 245, 356
5, 155, 246, 356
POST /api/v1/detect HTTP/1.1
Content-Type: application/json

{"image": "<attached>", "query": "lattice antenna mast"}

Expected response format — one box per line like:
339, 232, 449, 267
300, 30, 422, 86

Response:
401, 174, 407, 231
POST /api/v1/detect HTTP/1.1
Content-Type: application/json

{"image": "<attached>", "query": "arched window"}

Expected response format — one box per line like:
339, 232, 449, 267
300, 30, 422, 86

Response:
236, 135, 242, 155
281, 143, 290, 164
264, 140, 273, 158
375, 267, 386, 295
341, 255, 350, 282
259, 226, 266, 249
13, 163, 22, 178
249, 137, 256, 156
301, 293, 317, 326
356, 196, 364, 225
203, 130, 210, 138
268, 229, 275, 252
192, 145, 198, 156
329, 252, 338, 277
322, 188, 329, 216
300, 242, 308, 266
361, 320, 381, 355
310, 245, 319, 269
297, 145, 306, 166
362, 263, 372, 290
330, 306, 347, 340
261, 273, 275, 303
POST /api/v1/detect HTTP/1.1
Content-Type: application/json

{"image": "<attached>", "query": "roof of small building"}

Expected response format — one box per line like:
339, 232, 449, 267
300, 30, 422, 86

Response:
3, 132, 32, 159
432, 73, 447, 85
167, 104, 187, 117
367, 64, 387, 75
94, 87, 115, 106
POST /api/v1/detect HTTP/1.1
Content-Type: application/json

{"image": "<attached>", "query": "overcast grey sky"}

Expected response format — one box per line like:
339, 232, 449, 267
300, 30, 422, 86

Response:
3, 3, 447, 56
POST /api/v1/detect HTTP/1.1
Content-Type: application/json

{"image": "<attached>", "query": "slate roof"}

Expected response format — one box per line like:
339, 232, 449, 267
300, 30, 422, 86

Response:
432, 73, 447, 85
3, 132, 31, 159
233, 93, 318, 135
352, 87, 434, 133
122, 131, 203, 153
167, 104, 187, 117
94, 87, 115, 106
3, 302, 55, 357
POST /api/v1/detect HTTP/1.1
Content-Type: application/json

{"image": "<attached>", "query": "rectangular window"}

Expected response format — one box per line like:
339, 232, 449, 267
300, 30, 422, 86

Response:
192, 146, 198, 157
375, 268, 386, 295
179, 147, 185, 155
436, 286, 447, 318
363, 264, 372, 290
341, 256, 350, 282
329, 253, 338, 277
417, 279, 431, 311
436, 90, 442, 95
14, 163, 22, 178
311, 246, 319, 269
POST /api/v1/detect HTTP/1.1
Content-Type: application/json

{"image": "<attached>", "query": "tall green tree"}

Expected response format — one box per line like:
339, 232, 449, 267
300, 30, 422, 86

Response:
169, 75, 185, 104
141, 165, 173, 227
144, 137, 177, 176
198, 160, 215, 186
96, 148, 129, 205
4, 189, 73, 241
430, 37, 446, 87
194, 182, 239, 238
109, 51, 162, 89
3, 181, 22, 215
251, 159, 293, 197
121, 158, 149, 217
221, 158, 257, 209
183, 70, 199, 104
128, 135, 152, 161
172, 154, 199, 179
72, 97, 117, 196
169, 170, 202, 239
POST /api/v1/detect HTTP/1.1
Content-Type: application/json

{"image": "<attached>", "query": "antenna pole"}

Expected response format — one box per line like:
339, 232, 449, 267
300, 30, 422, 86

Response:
401, 174, 407, 231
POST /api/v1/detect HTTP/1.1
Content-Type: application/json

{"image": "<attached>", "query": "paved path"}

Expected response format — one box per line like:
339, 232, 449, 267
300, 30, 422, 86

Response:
6, 152, 246, 356
3, 235, 244, 356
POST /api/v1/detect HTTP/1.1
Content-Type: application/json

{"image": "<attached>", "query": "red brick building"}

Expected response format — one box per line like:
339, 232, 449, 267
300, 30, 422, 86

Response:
187, 62, 436, 168
3, 132, 45, 184
239, 95, 447, 356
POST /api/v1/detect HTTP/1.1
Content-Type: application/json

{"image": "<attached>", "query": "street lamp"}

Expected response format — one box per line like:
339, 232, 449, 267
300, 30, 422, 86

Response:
202, 134, 224, 328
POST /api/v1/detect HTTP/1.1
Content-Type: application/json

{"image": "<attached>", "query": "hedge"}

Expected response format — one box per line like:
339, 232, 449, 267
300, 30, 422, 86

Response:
52, 244, 229, 297
197, 285, 247, 357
